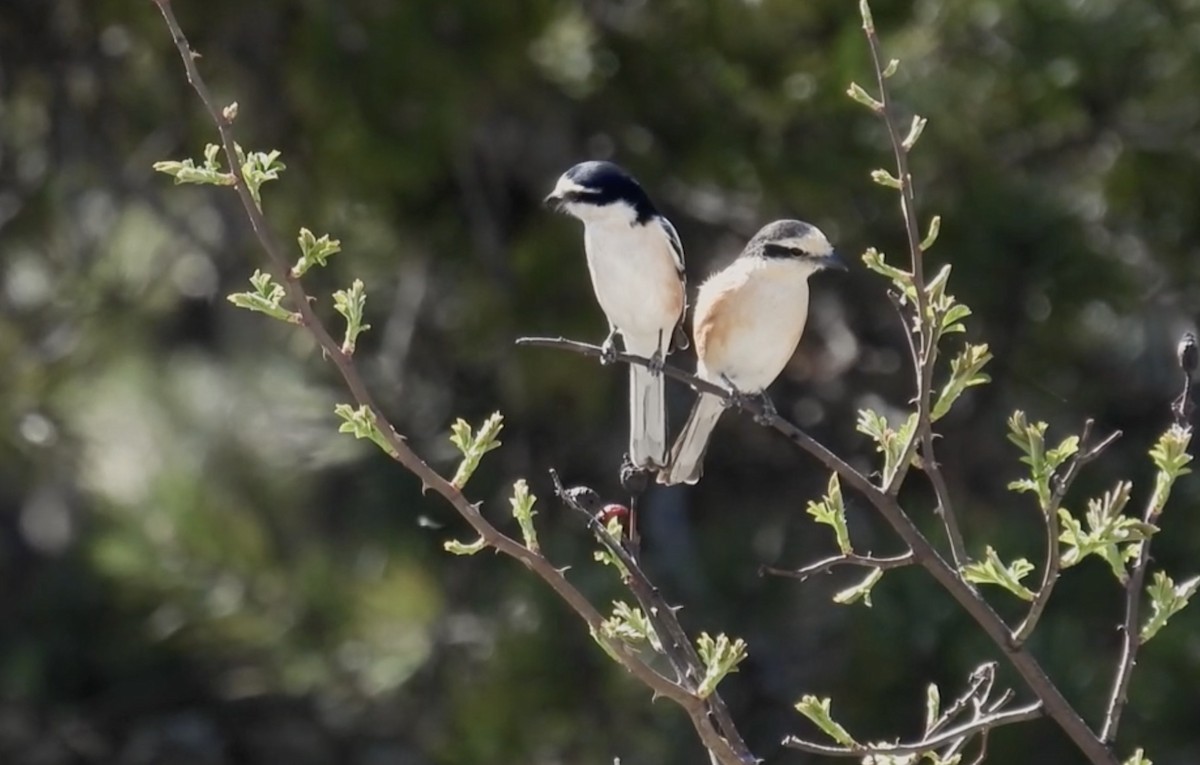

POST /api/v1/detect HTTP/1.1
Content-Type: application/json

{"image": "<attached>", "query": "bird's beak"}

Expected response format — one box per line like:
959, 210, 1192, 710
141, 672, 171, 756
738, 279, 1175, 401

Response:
543, 191, 564, 211
818, 251, 848, 272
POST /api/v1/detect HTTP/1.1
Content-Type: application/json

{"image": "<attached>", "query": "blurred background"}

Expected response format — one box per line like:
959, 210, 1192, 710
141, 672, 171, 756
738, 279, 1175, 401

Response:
3, 0, 1200, 763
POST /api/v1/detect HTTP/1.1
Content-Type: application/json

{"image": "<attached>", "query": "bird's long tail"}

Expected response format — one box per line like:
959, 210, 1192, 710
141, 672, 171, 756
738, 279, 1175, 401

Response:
659, 394, 724, 485
629, 363, 667, 468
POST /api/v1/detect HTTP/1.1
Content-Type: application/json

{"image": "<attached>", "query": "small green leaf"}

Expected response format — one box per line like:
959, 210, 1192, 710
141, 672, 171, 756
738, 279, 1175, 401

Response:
599, 601, 660, 651
1141, 570, 1200, 643
859, 0, 874, 32
1147, 425, 1193, 518
847, 82, 883, 112
919, 214, 941, 251
227, 268, 301, 324
334, 403, 397, 457
962, 546, 1035, 600
1058, 482, 1155, 582
932, 343, 992, 421
924, 683, 940, 734
449, 412, 504, 489
871, 168, 903, 189
152, 142, 236, 187
795, 695, 857, 746
239, 146, 286, 206
509, 478, 539, 553
861, 248, 915, 296
593, 516, 631, 578
696, 632, 749, 698
1123, 748, 1152, 765
806, 473, 851, 554
444, 536, 486, 555
333, 279, 371, 355
832, 567, 883, 607
941, 304, 972, 333
293, 227, 342, 278
856, 409, 917, 486
902, 115, 928, 151
1005, 412, 1078, 509
882, 58, 900, 78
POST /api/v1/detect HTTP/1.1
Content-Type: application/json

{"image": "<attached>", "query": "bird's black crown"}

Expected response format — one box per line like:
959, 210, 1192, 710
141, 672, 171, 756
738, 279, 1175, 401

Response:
554, 161, 659, 223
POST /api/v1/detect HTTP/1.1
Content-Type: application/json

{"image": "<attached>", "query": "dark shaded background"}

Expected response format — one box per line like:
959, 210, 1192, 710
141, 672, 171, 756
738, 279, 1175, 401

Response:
2, 0, 1199, 763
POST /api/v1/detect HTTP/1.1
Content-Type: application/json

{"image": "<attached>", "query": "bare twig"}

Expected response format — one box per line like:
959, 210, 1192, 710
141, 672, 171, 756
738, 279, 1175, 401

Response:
783, 701, 1042, 758
550, 473, 753, 764
1014, 422, 1122, 645
520, 335, 1120, 765
150, 5, 746, 763
926, 663, 997, 738
761, 552, 914, 582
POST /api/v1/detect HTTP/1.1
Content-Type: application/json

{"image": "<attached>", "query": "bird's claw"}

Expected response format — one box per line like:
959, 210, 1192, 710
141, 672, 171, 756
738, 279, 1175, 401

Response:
647, 349, 664, 376
719, 374, 750, 411
599, 331, 618, 365
754, 394, 778, 426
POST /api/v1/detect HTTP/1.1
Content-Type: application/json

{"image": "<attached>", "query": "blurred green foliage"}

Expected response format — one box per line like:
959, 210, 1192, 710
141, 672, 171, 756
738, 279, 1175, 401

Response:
2, 0, 1200, 763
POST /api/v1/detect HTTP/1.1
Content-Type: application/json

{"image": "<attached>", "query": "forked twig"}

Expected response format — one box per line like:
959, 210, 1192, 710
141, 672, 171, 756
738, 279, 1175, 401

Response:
761, 552, 914, 583
1014, 421, 1122, 645
784, 702, 1042, 758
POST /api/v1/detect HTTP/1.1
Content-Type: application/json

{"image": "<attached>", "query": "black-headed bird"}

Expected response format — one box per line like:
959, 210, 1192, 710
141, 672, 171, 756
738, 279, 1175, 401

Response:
545, 161, 687, 469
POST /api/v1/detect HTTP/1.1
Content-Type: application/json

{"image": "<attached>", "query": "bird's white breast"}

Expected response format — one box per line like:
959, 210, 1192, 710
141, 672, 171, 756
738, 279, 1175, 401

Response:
694, 257, 812, 392
582, 213, 683, 355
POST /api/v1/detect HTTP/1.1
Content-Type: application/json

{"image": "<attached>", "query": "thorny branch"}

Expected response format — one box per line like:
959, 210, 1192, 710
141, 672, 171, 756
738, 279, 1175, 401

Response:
150, 3, 750, 763
550, 473, 751, 763
518, 335, 1121, 765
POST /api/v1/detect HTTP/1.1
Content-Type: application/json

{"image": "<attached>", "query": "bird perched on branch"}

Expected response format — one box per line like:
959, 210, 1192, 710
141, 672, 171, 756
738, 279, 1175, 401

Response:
659, 219, 845, 486
545, 161, 688, 469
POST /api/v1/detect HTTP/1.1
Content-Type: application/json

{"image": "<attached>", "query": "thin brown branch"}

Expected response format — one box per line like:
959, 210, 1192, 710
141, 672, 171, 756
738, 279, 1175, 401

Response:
149, 5, 744, 763
1014, 422, 1122, 645
1101, 496, 1159, 744
783, 702, 1043, 758
516, 336, 881, 499
761, 552, 914, 583
862, 16, 964, 570
550, 474, 753, 764
521, 335, 1120, 765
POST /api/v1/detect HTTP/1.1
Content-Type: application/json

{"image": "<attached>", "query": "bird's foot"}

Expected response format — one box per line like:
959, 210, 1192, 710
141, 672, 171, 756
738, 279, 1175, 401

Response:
599, 330, 618, 365
646, 348, 665, 376
719, 374, 751, 411
620, 454, 653, 495
754, 393, 778, 426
